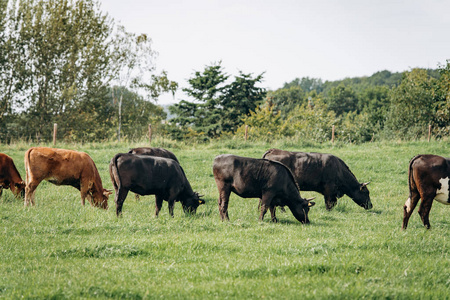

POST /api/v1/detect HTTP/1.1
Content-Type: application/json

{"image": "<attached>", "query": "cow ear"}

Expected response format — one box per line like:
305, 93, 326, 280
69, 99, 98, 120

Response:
199, 199, 205, 205
308, 201, 315, 207
360, 182, 370, 190
103, 189, 113, 197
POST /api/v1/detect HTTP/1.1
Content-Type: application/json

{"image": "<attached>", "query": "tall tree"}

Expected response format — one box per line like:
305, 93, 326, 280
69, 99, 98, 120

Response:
433, 60, 450, 137
170, 62, 266, 138
385, 68, 436, 138
110, 25, 177, 141
1, 0, 113, 140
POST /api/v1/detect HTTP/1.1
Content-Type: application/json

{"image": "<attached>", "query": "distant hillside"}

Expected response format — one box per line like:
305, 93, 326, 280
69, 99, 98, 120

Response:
281, 69, 440, 95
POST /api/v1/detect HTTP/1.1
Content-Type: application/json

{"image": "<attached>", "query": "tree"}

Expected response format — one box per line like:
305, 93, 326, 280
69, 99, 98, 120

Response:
283, 77, 324, 93
170, 62, 266, 139
267, 86, 305, 117
1, 0, 113, 141
110, 25, 177, 141
237, 102, 283, 140
283, 98, 337, 142
385, 68, 436, 139
359, 85, 390, 129
325, 84, 359, 116
433, 60, 450, 137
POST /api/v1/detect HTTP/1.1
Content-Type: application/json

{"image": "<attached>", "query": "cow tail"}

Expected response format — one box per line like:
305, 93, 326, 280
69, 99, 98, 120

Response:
109, 154, 122, 191
408, 155, 421, 197
24, 148, 33, 186
262, 149, 275, 159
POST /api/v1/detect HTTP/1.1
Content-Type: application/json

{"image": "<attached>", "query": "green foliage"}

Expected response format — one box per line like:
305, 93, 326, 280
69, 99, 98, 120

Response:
170, 62, 266, 139
283, 77, 324, 93
384, 69, 436, 139
0, 142, 449, 298
326, 84, 359, 116
283, 98, 337, 142
267, 86, 305, 117
0, 0, 173, 143
236, 104, 283, 140
433, 60, 450, 137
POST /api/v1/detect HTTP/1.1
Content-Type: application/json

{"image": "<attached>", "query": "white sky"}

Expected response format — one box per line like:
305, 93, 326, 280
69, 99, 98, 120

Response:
99, 0, 450, 104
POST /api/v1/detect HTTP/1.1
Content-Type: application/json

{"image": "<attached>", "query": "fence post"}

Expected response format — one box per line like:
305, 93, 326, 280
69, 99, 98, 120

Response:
428, 124, 431, 142
331, 125, 335, 143
245, 125, 248, 141
53, 123, 57, 146
148, 124, 152, 145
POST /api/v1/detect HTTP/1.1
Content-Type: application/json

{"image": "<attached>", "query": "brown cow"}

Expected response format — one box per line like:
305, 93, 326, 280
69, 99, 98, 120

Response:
0, 153, 25, 198
403, 154, 450, 229
24, 147, 111, 208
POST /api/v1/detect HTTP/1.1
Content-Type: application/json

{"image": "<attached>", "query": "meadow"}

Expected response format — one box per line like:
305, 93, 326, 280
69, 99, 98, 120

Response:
0, 139, 449, 299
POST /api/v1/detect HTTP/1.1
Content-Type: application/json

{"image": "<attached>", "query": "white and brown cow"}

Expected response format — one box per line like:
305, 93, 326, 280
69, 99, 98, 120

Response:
24, 147, 111, 208
0, 153, 25, 198
403, 154, 450, 229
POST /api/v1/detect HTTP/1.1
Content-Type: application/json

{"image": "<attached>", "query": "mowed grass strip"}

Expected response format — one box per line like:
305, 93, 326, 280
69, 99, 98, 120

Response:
0, 141, 448, 299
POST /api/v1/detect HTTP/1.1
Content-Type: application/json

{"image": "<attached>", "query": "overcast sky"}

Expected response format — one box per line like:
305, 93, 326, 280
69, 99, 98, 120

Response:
100, 0, 450, 104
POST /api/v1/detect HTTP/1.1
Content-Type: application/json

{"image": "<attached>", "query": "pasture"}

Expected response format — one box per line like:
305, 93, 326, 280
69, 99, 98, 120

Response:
0, 140, 448, 299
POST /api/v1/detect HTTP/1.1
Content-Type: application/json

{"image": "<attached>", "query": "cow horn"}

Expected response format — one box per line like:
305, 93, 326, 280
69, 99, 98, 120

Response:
361, 182, 370, 187
306, 197, 316, 202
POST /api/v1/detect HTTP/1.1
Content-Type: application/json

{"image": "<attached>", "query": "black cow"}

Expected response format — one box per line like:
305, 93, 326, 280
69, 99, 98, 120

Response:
263, 149, 372, 210
109, 153, 205, 217
403, 154, 450, 230
212, 154, 315, 223
128, 147, 179, 201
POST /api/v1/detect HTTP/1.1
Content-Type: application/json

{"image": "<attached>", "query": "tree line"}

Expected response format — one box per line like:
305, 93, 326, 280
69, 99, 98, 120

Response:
168, 62, 449, 143
1, 1, 449, 144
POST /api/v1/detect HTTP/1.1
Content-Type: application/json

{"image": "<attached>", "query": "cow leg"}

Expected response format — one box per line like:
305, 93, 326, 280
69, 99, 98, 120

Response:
402, 191, 420, 230
324, 192, 338, 211
80, 183, 94, 207
135, 193, 140, 201
155, 195, 164, 217
0, 187, 3, 198
269, 206, 278, 223
168, 199, 175, 217
217, 184, 231, 221
259, 193, 274, 221
115, 188, 129, 217
25, 180, 40, 206
418, 195, 434, 229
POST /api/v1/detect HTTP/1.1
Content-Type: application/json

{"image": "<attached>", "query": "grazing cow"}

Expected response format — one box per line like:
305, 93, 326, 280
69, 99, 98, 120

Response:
24, 147, 111, 208
212, 154, 315, 223
109, 153, 205, 217
128, 147, 179, 201
403, 154, 450, 229
0, 153, 25, 198
263, 149, 372, 210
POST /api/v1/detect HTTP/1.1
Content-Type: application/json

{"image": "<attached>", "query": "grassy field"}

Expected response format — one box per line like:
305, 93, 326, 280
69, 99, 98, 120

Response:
0, 140, 449, 299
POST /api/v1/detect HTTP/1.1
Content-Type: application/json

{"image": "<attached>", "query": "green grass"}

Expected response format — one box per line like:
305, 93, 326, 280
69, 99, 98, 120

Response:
0, 141, 449, 299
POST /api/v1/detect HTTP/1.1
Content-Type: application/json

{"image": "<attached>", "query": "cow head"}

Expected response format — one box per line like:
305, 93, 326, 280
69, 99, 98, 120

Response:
351, 182, 372, 209
181, 192, 205, 214
94, 189, 112, 209
9, 181, 25, 199
292, 197, 315, 224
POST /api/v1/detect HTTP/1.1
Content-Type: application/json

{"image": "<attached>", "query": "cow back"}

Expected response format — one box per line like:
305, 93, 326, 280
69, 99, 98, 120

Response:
128, 147, 179, 163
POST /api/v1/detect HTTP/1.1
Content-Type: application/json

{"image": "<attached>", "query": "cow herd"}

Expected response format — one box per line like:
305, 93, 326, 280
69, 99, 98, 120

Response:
0, 146, 448, 230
